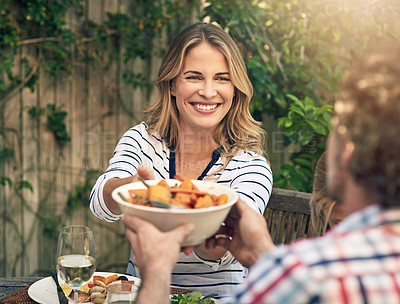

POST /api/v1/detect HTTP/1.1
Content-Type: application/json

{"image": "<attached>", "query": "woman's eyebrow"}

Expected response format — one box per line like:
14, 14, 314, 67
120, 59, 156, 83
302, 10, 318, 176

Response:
183, 70, 202, 75
182, 71, 230, 75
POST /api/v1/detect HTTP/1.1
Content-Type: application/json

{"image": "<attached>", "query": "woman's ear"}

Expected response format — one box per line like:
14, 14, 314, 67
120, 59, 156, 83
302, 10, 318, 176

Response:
170, 82, 176, 97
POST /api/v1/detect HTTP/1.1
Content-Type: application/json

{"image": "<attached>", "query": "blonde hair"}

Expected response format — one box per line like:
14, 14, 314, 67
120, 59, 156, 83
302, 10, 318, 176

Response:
309, 152, 337, 235
145, 22, 266, 160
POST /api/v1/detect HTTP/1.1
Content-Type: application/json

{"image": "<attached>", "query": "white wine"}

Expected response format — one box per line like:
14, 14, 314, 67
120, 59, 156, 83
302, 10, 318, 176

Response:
57, 254, 96, 288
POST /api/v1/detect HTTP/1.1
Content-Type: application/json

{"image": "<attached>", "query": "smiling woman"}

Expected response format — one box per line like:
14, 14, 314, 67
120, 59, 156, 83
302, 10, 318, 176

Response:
89, 22, 273, 299
171, 42, 234, 134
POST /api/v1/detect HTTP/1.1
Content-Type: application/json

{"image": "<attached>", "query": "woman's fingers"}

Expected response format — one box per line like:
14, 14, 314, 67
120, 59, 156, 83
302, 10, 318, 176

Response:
137, 166, 155, 180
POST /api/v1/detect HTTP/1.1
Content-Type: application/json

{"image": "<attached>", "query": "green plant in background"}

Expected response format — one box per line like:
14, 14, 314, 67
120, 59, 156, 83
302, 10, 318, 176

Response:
66, 169, 102, 214
274, 94, 333, 191
0, 0, 399, 278
26, 104, 71, 148
204, 0, 400, 192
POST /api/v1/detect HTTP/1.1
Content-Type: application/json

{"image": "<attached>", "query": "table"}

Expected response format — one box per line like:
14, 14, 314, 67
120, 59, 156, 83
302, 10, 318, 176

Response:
1, 276, 193, 303
0, 277, 42, 300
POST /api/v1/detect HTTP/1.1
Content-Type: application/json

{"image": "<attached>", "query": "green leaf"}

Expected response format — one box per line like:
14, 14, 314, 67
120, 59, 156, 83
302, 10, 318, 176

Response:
0, 148, 15, 161
0, 176, 12, 188
17, 180, 34, 192
293, 157, 312, 168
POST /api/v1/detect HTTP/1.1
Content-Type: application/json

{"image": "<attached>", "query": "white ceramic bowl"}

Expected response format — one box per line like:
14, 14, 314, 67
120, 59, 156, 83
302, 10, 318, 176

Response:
112, 179, 239, 246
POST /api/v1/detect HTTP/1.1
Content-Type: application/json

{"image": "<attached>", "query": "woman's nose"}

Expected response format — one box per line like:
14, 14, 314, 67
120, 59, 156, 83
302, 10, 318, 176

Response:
199, 81, 217, 98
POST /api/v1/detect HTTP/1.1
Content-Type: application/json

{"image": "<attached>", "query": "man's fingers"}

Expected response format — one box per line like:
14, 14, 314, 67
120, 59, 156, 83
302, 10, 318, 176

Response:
171, 222, 195, 243
122, 214, 149, 232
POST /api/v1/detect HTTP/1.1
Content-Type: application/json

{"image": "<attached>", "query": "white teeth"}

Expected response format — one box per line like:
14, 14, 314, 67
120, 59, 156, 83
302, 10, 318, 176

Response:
194, 103, 218, 111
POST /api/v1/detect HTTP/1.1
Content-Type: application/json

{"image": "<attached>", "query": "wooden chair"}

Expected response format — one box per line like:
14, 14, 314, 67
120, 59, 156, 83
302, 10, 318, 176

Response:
264, 188, 320, 244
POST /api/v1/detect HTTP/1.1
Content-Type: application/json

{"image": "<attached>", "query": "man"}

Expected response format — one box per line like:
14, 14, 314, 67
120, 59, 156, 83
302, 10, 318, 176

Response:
122, 42, 400, 303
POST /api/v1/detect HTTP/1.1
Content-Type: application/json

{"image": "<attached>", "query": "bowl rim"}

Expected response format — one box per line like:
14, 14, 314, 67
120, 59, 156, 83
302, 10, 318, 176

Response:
112, 179, 239, 214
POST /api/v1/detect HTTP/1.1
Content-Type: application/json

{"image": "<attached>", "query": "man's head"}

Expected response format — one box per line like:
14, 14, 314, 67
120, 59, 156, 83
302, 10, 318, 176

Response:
327, 42, 400, 208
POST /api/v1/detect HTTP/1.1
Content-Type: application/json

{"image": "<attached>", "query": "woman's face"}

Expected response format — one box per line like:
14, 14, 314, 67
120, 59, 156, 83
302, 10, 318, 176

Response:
171, 42, 235, 134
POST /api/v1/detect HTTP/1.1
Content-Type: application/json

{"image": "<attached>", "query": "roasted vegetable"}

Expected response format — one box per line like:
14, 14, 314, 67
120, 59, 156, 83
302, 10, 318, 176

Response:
120, 177, 229, 210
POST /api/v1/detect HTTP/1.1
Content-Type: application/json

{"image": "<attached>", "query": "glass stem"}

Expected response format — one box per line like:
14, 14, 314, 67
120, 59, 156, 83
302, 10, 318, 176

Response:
74, 289, 79, 304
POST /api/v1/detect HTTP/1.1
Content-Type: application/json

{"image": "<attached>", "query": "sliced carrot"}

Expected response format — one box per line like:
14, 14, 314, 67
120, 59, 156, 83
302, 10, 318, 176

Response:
121, 280, 135, 291
170, 188, 208, 196
93, 276, 105, 283
104, 274, 119, 285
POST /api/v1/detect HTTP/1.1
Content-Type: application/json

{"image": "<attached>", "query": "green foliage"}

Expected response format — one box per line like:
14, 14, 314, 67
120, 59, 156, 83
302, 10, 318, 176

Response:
42, 215, 63, 239
170, 291, 213, 304
27, 104, 71, 147
16, 180, 33, 192
0, 148, 15, 188
45, 104, 70, 147
205, 0, 400, 192
274, 94, 332, 191
278, 94, 333, 145
0, 176, 12, 188
66, 169, 102, 213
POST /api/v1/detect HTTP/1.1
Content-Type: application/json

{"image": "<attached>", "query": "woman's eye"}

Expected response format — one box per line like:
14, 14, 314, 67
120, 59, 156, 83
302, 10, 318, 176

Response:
217, 77, 230, 82
186, 76, 202, 80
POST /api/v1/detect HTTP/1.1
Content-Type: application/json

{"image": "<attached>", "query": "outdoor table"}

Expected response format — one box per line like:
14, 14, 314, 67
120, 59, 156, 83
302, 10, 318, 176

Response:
0, 276, 193, 303
0, 277, 42, 303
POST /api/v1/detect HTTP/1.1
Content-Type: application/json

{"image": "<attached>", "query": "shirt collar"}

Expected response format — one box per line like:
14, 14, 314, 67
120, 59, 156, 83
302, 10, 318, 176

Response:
331, 204, 400, 234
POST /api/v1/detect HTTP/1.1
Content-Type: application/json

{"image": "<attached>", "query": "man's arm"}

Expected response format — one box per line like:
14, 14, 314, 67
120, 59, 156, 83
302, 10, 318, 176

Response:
122, 215, 195, 304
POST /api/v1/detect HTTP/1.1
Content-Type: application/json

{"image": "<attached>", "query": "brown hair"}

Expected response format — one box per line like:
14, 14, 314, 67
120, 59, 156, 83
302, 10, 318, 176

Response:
144, 22, 267, 160
333, 41, 400, 207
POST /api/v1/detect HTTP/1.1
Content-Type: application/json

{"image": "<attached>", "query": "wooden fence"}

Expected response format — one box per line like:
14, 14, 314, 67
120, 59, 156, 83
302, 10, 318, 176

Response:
0, 1, 289, 277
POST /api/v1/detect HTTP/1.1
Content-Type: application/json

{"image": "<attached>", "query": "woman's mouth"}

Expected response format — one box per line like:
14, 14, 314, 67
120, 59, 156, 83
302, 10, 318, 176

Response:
191, 103, 219, 111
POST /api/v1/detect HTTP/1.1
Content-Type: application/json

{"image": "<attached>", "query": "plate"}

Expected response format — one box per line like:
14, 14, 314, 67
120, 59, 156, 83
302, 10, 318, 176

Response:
28, 271, 140, 304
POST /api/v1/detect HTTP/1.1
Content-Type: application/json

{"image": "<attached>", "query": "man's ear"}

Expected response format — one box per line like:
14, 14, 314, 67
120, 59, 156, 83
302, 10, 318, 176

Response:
341, 140, 355, 168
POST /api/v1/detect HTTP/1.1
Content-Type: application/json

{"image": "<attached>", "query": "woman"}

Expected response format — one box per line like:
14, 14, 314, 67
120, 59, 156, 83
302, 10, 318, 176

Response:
89, 22, 272, 299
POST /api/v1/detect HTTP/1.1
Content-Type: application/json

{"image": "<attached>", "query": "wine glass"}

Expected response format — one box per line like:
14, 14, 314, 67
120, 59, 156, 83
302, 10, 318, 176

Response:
56, 225, 96, 304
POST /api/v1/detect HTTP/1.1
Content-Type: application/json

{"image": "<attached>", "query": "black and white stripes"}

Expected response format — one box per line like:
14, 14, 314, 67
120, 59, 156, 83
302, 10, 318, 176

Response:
89, 122, 273, 299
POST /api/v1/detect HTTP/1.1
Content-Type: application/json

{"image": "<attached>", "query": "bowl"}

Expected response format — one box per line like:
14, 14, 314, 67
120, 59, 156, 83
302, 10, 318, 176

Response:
112, 179, 239, 246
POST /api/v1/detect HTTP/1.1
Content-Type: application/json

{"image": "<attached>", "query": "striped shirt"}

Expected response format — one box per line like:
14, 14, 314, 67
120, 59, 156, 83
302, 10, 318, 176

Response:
228, 204, 400, 303
89, 122, 273, 300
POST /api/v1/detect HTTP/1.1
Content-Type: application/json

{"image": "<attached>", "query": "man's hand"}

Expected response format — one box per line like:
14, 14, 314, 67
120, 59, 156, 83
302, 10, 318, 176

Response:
206, 199, 275, 268
122, 215, 195, 304
123, 215, 195, 276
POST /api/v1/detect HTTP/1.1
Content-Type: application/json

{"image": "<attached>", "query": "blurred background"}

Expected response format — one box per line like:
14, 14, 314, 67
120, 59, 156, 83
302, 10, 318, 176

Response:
1, 0, 399, 277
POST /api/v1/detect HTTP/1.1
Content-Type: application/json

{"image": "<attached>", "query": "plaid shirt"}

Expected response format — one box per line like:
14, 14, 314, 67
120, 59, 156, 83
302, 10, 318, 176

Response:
226, 204, 400, 303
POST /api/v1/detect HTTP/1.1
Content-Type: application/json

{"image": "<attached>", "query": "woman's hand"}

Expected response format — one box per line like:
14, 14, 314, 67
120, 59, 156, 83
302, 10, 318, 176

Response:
206, 199, 275, 268
103, 166, 155, 214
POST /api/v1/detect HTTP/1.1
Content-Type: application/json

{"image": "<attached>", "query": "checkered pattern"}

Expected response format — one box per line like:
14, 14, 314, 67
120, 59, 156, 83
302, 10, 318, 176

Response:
226, 204, 400, 303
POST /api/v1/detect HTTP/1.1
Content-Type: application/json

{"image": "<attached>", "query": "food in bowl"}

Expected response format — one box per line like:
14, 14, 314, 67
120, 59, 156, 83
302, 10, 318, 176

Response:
112, 179, 239, 246
118, 177, 229, 209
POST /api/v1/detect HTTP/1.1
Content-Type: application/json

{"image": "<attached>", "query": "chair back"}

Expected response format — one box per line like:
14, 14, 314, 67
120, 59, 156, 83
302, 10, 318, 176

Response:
264, 188, 319, 244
